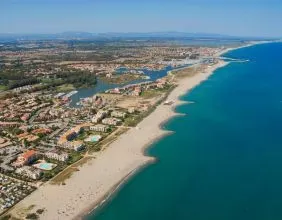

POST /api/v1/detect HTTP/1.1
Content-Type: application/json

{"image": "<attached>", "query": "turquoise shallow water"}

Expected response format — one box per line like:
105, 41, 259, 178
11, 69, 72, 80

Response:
87, 42, 282, 220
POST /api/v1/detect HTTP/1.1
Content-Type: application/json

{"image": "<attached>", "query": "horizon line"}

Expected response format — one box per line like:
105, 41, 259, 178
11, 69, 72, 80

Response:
0, 31, 279, 40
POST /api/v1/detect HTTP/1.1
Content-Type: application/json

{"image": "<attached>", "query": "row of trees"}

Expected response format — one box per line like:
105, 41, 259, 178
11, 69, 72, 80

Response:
56, 70, 97, 87
7, 77, 39, 89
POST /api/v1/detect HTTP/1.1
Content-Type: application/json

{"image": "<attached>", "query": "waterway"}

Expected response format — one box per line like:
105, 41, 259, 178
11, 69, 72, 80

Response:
69, 65, 185, 107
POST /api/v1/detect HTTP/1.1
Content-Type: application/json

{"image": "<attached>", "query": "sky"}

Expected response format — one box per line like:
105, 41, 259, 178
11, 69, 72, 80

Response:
1, 0, 282, 37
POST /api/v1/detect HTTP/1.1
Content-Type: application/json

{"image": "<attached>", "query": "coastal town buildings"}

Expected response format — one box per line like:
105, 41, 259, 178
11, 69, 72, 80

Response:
58, 127, 81, 145
128, 107, 136, 114
0, 174, 35, 214
15, 166, 42, 180
0, 137, 12, 148
0, 38, 225, 216
91, 110, 108, 123
17, 133, 39, 142
12, 150, 37, 167
84, 135, 102, 143
90, 124, 110, 133
45, 150, 69, 162
102, 118, 122, 126
111, 111, 127, 119
60, 140, 84, 151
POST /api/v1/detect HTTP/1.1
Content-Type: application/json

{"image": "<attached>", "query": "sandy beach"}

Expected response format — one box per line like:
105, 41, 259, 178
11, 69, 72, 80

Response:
8, 48, 235, 220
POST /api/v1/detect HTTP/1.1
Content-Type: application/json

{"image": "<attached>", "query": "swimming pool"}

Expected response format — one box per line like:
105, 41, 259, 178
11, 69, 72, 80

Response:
85, 135, 102, 143
33, 162, 57, 171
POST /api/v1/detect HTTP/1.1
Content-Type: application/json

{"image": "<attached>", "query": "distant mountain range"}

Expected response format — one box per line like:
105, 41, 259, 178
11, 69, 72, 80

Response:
0, 31, 277, 42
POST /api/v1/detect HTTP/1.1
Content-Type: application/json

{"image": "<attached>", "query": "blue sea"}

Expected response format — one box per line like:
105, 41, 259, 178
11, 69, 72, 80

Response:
87, 42, 282, 220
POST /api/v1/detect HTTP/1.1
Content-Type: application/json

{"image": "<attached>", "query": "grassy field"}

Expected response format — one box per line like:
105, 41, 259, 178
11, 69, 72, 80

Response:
0, 85, 7, 91
99, 74, 141, 84
124, 114, 144, 127
140, 90, 162, 99
56, 84, 75, 92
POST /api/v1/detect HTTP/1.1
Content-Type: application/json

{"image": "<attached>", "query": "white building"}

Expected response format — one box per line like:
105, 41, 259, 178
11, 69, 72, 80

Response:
90, 124, 110, 133
91, 110, 108, 123
15, 166, 42, 180
60, 141, 85, 152
45, 150, 69, 162
102, 118, 122, 126
111, 111, 127, 119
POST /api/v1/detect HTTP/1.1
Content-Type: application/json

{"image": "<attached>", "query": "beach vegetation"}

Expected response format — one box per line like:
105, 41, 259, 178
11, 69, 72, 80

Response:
25, 213, 38, 220
124, 114, 142, 127
67, 152, 83, 165
50, 166, 79, 185
0, 215, 11, 220
36, 209, 44, 215
87, 143, 102, 153
140, 90, 162, 99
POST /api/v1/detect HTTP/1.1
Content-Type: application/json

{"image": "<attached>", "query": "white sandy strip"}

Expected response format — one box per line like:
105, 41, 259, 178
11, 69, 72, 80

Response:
9, 60, 228, 220
216, 40, 274, 57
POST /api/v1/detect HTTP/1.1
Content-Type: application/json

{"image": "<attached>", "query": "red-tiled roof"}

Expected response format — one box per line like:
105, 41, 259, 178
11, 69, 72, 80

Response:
22, 150, 36, 159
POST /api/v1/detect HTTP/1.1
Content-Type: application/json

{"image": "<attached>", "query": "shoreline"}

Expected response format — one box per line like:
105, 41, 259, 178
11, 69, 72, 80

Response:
79, 60, 230, 220
7, 42, 261, 220
216, 40, 275, 57
81, 158, 156, 219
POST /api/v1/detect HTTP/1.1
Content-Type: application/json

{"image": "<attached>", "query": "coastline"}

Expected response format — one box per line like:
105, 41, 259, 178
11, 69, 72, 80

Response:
216, 40, 275, 57
79, 59, 230, 220
7, 43, 258, 220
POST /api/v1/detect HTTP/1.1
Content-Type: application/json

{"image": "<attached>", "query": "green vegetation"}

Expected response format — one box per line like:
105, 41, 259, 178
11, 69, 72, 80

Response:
0, 85, 7, 91
87, 143, 102, 153
50, 166, 79, 185
0, 62, 97, 92
8, 78, 39, 90
25, 213, 39, 220
55, 70, 97, 88
74, 157, 92, 167
67, 151, 83, 165
36, 209, 44, 215
124, 113, 144, 127
172, 66, 202, 79
0, 215, 11, 220
41, 163, 67, 182
76, 132, 88, 141
125, 85, 175, 127
56, 84, 75, 92
101, 128, 129, 148
40, 151, 83, 182
49, 155, 90, 185
0, 63, 40, 90
99, 74, 141, 84
141, 86, 173, 99
40, 71, 97, 90
140, 90, 162, 99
